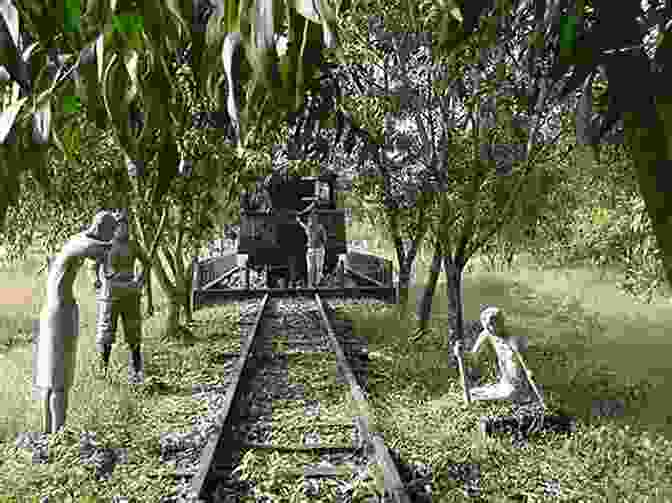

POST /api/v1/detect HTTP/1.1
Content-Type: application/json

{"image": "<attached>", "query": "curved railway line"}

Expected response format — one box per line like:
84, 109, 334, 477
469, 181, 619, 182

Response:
161, 293, 417, 503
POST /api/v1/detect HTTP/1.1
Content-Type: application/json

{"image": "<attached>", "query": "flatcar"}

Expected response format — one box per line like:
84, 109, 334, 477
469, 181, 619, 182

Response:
238, 172, 347, 287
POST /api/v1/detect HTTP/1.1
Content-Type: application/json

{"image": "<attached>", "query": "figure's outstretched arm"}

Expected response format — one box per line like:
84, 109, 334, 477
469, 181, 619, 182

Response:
296, 217, 307, 231
471, 330, 490, 356
75, 233, 114, 259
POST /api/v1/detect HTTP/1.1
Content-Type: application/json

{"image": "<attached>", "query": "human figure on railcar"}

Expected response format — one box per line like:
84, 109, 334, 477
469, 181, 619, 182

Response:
296, 207, 328, 287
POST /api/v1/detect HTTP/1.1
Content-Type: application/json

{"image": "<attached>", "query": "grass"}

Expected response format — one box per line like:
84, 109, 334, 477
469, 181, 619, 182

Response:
0, 223, 671, 501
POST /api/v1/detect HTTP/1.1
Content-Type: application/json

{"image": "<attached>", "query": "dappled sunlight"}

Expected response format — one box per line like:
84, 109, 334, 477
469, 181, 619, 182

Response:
1, 230, 671, 499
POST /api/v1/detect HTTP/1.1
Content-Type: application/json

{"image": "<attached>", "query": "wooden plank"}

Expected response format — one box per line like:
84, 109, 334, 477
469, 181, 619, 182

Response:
243, 209, 345, 216
240, 442, 359, 454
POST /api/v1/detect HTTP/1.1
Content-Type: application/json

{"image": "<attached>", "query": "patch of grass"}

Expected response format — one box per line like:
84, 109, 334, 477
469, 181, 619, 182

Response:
0, 221, 672, 500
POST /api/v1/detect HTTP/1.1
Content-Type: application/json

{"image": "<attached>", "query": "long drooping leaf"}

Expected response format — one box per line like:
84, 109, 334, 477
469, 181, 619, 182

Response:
31, 95, 51, 144
222, 31, 243, 148
0, 0, 27, 91
101, 53, 133, 158
0, 95, 27, 143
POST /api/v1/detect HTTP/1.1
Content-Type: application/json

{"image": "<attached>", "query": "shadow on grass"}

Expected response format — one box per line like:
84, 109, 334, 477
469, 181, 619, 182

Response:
350, 268, 672, 442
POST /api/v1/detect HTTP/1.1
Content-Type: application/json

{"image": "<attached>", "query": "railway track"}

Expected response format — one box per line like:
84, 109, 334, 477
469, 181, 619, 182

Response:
161, 294, 411, 503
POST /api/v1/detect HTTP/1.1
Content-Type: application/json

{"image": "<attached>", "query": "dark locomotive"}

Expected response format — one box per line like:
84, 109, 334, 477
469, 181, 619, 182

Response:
238, 172, 347, 288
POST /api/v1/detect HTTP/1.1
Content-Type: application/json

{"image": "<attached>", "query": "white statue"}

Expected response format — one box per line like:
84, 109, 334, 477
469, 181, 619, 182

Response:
35, 211, 118, 433
454, 306, 540, 405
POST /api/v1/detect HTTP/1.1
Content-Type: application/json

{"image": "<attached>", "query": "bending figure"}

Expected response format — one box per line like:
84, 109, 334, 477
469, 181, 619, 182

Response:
35, 211, 118, 433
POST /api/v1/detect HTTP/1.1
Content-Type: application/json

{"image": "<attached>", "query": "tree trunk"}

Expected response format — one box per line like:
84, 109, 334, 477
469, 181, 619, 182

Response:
144, 268, 154, 317
164, 294, 181, 340
183, 259, 194, 324
416, 238, 443, 334
443, 255, 466, 367
397, 264, 411, 313
624, 102, 672, 291
395, 238, 421, 319
149, 248, 187, 340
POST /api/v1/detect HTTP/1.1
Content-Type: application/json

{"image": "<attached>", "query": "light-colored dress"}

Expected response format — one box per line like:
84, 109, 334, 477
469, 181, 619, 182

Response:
35, 233, 110, 394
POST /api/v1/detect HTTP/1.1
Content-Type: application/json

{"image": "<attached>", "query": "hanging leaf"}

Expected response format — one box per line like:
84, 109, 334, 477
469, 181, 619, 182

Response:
0, 95, 27, 143
222, 31, 243, 148
0, 0, 29, 93
294, 0, 338, 49
31, 97, 51, 145
575, 71, 595, 145
178, 158, 193, 177
123, 49, 140, 105
102, 54, 133, 158
126, 156, 145, 178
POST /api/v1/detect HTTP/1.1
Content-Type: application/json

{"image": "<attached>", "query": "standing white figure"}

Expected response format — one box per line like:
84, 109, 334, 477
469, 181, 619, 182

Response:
296, 208, 328, 288
454, 306, 537, 404
35, 211, 118, 433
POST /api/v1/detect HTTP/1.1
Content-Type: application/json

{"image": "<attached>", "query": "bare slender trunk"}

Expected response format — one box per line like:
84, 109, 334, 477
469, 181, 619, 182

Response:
144, 269, 154, 317
394, 238, 421, 319
443, 255, 466, 367
416, 238, 443, 334
164, 295, 180, 339
397, 265, 411, 311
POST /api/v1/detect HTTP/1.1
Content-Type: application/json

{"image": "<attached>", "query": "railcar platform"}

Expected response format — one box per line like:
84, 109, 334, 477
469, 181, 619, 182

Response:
194, 286, 397, 307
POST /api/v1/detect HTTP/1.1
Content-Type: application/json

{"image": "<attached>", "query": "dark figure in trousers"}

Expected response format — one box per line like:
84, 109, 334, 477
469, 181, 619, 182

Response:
93, 210, 149, 383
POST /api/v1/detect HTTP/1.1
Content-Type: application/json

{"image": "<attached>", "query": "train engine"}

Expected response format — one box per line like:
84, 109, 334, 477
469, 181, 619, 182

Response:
238, 173, 346, 287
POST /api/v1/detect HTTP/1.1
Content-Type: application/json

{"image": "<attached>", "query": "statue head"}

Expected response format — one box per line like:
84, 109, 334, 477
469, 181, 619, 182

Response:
480, 306, 506, 336
86, 211, 117, 241
113, 209, 130, 241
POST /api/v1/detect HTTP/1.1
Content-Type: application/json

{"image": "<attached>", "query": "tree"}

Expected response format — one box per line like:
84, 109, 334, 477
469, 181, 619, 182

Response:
0, 0, 353, 337
417, 0, 672, 292
308, 18, 448, 314
392, 5, 579, 348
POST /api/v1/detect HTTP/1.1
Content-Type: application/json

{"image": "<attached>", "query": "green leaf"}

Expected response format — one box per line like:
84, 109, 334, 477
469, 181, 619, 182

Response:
64, 0, 81, 33
255, 0, 275, 51
0, 0, 29, 92
123, 49, 140, 104
164, 0, 191, 37
0, 96, 28, 143
222, 31, 244, 147
575, 72, 594, 146
31, 96, 52, 145
96, 32, 106, 83
102, 52, 137, 160
293, 0, 320, 24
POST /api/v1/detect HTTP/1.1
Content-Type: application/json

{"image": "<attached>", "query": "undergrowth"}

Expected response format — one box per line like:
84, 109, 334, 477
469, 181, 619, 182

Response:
0, 226, 671, 501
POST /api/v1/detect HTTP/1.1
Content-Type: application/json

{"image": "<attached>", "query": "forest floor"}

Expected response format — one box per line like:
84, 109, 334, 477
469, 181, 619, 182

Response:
0, 233, 671, 501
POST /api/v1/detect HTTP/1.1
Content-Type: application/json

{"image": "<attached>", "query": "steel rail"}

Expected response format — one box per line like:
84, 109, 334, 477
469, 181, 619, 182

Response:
188, 293, 271, 498
314, 293, 411, 503
190, 293, 409, 502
